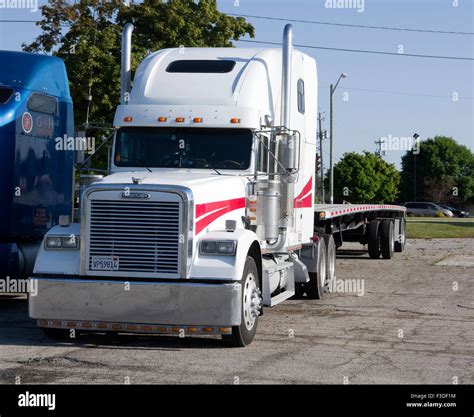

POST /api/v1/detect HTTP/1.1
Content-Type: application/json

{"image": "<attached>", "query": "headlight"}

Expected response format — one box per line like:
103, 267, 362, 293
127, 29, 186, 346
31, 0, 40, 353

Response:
45, 235, 80, 250
200, 240, 236, 256
61, 236, 79, 249
45, 237, 62, 249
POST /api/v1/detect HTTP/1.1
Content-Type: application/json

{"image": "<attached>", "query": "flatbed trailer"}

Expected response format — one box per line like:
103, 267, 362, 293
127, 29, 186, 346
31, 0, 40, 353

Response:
314, 203, 407, 258
30, 23, 409, 347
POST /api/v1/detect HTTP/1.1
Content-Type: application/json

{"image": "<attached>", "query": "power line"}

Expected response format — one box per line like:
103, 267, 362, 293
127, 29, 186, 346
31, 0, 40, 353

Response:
0, 20, 38, 22
3, 19, 473, 60
5, 14, 474, 36
0, 19, 69, 26
341, 87, 474, 100
228, 13, 474, 36
238, 39, 474, 61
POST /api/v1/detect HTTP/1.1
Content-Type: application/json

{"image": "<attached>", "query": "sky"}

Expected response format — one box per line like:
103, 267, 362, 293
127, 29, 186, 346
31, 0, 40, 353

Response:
0, 0, 473, 169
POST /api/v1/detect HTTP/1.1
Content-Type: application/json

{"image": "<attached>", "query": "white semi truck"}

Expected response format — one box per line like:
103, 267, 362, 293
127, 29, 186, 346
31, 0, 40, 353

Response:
30, 24, 406, 347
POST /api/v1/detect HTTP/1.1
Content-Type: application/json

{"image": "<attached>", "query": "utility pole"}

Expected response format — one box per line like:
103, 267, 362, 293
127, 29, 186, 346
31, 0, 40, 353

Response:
329, 84, 334, 204
318, 112, 325, 203
329, 73, 347, 204
413, 133, 419, 201
374, 138, 385, 157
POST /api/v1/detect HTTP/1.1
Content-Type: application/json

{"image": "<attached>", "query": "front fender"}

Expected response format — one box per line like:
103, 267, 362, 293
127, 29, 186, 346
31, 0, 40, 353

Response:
33, 224, 81, 276
189, 229, 260, 281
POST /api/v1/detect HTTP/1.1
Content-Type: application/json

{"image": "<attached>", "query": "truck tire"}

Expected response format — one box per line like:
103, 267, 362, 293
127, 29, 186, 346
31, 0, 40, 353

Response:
305, 238, 327, 300
222, 256, 260, 347
323, 234, 336, 291
380, 219, 395, 259
367, 219, 381, 259
394, 218, 406, 253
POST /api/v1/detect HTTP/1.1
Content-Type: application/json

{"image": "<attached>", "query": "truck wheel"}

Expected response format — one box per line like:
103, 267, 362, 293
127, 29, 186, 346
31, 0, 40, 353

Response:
367, 219, 381, 259
394, 218, 406, 253
41, 327, 70, 340
380, 219, 395, 259
305, 238, 327, 300
323, 234, 336, 291
222, 256, 261, 347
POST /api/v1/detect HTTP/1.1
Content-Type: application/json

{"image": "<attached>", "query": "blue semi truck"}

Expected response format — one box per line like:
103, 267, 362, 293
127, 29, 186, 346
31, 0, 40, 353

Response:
0, 51, 74, 280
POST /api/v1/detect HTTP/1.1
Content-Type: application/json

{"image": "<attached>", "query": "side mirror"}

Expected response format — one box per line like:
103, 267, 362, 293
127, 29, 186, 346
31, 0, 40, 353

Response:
280, 134, 300, 172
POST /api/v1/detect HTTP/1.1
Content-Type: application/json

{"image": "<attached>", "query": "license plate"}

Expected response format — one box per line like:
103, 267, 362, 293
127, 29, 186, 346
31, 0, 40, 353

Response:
91, 256, 119, 271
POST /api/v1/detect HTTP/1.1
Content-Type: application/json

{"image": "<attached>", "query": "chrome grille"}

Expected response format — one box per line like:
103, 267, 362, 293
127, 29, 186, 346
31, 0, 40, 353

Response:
88, 199, 180, 274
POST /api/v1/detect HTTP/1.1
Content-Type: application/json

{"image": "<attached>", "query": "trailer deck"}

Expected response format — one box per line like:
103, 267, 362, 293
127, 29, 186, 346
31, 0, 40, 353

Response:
314, 204, 406, 220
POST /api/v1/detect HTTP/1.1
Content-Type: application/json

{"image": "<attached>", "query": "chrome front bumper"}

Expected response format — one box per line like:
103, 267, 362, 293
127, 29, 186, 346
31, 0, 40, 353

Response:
29, 278, 242, 327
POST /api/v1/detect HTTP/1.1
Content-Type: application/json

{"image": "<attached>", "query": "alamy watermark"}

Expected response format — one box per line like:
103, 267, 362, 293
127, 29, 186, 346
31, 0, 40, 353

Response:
325, 0, 365, 13
379, 134, 420, 154
55, 135, 95, 154
0, 277, 38, 296
326, 278, 365, 296
18, 392, 55, 411
0, 0, 38, 12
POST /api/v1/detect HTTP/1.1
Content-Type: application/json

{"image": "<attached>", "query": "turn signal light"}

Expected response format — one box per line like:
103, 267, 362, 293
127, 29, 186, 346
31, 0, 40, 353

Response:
202, 327, 215, 333
123, 116, 133, 122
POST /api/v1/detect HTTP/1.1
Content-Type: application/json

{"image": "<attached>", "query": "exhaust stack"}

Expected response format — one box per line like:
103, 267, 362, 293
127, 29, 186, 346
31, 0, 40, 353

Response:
280, 24, 293, 129
121, 23, 134, 105
265, 24, 295, 251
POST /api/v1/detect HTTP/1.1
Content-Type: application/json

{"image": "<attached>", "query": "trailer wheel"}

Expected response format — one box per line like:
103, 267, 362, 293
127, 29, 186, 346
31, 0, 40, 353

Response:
323, 234, 336, 291
222, 256, 260, 347
367, 219, 381, 259
394, 218, 406, 253
380, 219, 395, 259
305, 238, 327, 299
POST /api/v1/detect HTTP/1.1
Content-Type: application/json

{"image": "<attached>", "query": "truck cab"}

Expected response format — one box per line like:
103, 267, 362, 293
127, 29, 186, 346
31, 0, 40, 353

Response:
30, 25, 322, 346
0, 51, 74, 282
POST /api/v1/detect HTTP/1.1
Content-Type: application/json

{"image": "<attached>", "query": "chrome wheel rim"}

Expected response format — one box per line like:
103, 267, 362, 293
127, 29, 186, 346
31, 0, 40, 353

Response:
319, 250, 326, 291
243, 273, 259, 331
328, 246, 335, 283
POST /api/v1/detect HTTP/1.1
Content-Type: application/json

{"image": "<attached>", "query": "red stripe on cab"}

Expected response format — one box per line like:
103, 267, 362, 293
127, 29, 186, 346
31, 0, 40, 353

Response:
195, 197, 246, 235
294, 177, 313, 209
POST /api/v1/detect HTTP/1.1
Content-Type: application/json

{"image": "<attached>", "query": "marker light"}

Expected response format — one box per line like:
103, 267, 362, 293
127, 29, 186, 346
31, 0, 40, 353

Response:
123, 116, 133, 122
202, 328, 214, 333
157, 116, 168, 122
193, 117, 203, 123
230, 118, 241, 124
175, 117, 185, 122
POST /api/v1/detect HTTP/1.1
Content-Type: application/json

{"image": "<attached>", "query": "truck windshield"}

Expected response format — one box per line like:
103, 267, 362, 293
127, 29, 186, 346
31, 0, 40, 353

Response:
114, 127, 253, 170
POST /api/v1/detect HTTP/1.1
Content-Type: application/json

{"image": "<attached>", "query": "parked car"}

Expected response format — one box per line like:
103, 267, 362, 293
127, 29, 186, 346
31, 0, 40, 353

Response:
404, 202, 454, 217
439, 204, 470, 218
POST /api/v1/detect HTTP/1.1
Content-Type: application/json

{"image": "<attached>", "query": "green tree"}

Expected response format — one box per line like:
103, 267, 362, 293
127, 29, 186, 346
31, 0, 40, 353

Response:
326, 151, 400, 204
24, 0, 254, 168
400, 136, 474, 204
